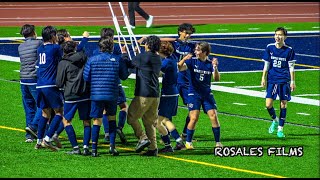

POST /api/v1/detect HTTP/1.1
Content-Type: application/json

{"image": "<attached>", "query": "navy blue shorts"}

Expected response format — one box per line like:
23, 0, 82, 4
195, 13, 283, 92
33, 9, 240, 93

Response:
158, 95, 178, 119
36, 87, 64, 109
117, 86, 126, 105
64, 100, 91, 121
266, 82, 291, 101
90, 100, 117, 118
187, 92, 217, 113
177, 83, 189, 105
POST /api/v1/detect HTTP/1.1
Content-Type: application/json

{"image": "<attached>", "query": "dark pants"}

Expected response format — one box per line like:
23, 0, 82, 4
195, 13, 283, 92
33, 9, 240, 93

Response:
128, 2, 150, 26
20, 84, 41, 138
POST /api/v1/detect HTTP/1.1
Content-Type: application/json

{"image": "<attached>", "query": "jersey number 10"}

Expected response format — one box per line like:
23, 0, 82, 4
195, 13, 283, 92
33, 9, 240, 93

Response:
39, 53, 46, 65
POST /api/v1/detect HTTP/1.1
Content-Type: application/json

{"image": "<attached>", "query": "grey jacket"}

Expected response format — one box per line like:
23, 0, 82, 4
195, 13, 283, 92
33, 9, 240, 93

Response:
18, 37, 42, 83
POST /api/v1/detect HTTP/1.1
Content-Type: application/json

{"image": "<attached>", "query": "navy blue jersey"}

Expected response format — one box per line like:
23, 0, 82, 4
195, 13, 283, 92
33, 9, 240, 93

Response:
160, 55, 179, 95
185, 57, 214, 96
36, 43, 62, 88
171, 40, 195, 85
262, 43, 296, 84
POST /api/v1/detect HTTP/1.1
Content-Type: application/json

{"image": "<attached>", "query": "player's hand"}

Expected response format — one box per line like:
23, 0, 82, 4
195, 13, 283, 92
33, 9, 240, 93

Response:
185, 53, 193, 60
212, 57, 218, 68
83, 31, 89, 38
261, 79, 266, 88
121, 45, 127, 53
290, 82, 296, 91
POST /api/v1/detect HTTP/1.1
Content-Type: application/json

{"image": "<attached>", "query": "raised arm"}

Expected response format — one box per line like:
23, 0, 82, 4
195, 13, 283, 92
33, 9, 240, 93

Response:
178, 53, 193, 71
212, 57, 220, 81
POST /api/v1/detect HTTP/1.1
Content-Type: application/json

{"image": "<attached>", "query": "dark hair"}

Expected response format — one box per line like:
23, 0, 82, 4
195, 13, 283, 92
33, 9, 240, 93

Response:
20, 24, 35, 38
178, 23, 195, 36
275, 27, 288, 36
99, 36, 114, 53
61, 41, 78, 56
159, 41, 174, 57
42, 26, 57, 42
146, 35, 160, 53
100, 28, 114, 38
196, 41, 211, 56
57, 29, 70, 45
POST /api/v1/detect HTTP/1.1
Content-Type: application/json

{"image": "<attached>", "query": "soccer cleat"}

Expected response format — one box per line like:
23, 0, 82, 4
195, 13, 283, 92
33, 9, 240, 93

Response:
82, 148, 91, 156
277, 130, 286, 138
269, 120, 279, 134
91, 149, 99, 157
146, 15, 154, 28
25, 126, 38, 139
42, 140, 59, 151
52, 135, 62, 148
159, 146, 174, 153
174, 142, 186, 150
142, 149, 158, 156
25, 138, 34, 143
216, 142, 223, 148
123, 25, 135, 29
135, 139, 151, 153
116, 129, 127, 144
34, 143, 44, 150
104, 135, 110, 144
185, 142, 194, 150
66, 148, 81, 155
109, 146, 120, 156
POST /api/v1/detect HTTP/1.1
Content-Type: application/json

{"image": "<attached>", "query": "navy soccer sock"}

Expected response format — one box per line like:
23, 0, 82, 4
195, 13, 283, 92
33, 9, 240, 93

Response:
267, 107, 277, 120
65, 125, 78, 148
102, 114, 109, 134
46, 115, 62, 138
109, 120, 117, 146
37, 116, 49, 140
169, 129, 180, 141
91, 125, 101, 150
183, 116, 190, 134
161, 134, 171, 146
186, 128, 195, 143
279, 108, 286, 127
117, 111, 127, 130
212, 127, 221, 143
83, 125, 91, 147
55, 121, 64, 136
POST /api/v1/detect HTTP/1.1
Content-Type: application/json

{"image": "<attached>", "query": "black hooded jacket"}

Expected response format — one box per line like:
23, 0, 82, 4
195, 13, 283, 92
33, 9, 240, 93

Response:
56, 51, 90, 101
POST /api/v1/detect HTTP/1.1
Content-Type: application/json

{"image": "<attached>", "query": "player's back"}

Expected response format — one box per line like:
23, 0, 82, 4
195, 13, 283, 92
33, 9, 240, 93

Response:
36, 43, 62, 88
161, 55, 178, 95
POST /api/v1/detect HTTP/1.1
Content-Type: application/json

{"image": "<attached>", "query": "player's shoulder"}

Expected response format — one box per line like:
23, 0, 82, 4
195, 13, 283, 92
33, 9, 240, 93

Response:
266, 43, 276, 48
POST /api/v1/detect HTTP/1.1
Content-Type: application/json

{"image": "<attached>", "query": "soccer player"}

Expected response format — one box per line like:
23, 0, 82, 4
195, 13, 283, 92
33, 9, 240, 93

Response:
34, 26, 64, 151
156, 41, 186, 153
56, 41, 91, 155
261, 27, 296, 138
18, 24, 43, 142
52, 29, 90, 148
178, 42, 223, 149
83, 37, 130, 157
94, 28, 128, 145
166, 23, 196, 141
126, 35, 162, 156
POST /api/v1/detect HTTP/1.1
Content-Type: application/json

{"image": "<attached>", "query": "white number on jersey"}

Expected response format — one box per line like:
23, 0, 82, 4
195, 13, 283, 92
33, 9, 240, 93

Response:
199, 74, 204, 81
273, 60, 281, 68
39, 53, 46, 65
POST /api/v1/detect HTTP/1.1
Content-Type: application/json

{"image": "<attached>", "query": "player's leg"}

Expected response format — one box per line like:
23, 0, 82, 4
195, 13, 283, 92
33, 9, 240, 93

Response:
277, 83, 291, 138
116, 87, 128, 144
105, 100, 120, 156
203, 94, 222, 148
90, 100, 104, 157
156, 116, 173, 153
266, 83, 278, 134
80, 100, 91, 155
102, 109, 110, 143
63, 102, 80, 155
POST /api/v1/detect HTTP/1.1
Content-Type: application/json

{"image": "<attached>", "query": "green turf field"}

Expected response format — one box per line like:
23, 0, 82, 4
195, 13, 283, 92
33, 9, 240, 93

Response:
0, 22, 319, 178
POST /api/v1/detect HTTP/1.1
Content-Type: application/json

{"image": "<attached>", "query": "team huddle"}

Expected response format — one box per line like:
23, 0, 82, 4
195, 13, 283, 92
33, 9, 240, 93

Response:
18, 23, 295, 157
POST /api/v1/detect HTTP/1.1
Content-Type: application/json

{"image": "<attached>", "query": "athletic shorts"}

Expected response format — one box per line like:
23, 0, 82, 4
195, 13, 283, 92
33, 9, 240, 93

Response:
158, 95, 178, 119
90, 100, 117, 118
64, 100, 91, 121
266, 82, 291, 101
36, 87, 64, 109
187, 92, 217, 113
117, 86, 127, 105
177, 83, 189, 105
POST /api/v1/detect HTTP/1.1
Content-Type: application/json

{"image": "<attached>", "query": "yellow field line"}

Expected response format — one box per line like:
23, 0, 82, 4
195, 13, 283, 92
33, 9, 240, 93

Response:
0, 125, 287, 178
